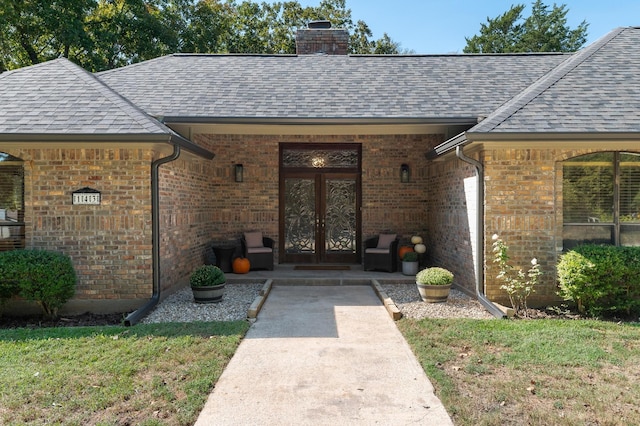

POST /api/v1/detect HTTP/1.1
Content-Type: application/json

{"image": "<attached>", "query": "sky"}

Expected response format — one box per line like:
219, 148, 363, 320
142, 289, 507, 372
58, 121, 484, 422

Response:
298, 0, 640, 54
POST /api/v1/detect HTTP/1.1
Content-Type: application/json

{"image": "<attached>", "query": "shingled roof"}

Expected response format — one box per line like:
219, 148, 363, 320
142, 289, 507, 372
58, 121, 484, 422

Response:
426, 27, 640, 158
97, 53, 567, 122
0, 58, 175, 137
0, 58, 213, 157
470, 26, 640, 136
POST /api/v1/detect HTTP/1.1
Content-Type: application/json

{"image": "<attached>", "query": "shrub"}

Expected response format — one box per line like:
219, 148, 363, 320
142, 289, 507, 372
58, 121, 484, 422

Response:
492, 235, 542, 317
190, 265, 226, 287
0, 251, 21, 312
402, 251, 419, 262
557, 245, 640, 317
416, 267, 454, 285
0, 250, 76, 318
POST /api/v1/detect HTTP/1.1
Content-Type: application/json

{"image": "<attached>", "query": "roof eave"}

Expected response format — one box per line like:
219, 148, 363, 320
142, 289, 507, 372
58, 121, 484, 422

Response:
426, 130, 640, 159
465, 131, 640, 142
161, 116, 479, 127
0, 132, 215, 160
425, 131, 468, 159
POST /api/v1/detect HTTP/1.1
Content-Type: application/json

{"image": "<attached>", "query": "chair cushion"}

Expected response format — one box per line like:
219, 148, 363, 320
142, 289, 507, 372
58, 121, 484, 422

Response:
244, 231, 264, 248
247, 247, 272, 254
376, 233, 396, 249
365, 248, 391, 254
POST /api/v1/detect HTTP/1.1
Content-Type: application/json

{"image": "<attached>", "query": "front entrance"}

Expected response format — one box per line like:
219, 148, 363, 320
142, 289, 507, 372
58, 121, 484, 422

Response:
279, 144, 361, 264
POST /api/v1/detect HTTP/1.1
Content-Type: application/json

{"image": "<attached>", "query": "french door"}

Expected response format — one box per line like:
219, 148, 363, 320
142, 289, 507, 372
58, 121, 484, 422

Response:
279, 144, 361, 264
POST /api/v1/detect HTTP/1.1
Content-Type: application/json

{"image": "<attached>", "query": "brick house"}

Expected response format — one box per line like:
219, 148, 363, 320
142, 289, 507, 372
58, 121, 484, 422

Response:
1, 25, 639, 317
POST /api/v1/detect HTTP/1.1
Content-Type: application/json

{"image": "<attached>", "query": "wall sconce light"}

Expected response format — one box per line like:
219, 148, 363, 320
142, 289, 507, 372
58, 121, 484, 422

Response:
234, 164, 244, 182
400, 163, 410, 183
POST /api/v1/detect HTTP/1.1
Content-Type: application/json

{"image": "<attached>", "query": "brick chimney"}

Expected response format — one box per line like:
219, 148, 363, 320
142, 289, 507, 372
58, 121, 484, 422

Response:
296, 21, 349, 55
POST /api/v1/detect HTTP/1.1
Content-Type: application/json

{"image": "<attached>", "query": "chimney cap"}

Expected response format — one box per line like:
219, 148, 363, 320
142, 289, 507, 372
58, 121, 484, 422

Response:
308, 20, 332, 29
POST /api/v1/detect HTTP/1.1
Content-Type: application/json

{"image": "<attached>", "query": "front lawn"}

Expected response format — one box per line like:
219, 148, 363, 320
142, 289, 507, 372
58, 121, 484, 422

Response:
399, 318, 640, 425
3, 317, 639, 425
0, 321, 249, 425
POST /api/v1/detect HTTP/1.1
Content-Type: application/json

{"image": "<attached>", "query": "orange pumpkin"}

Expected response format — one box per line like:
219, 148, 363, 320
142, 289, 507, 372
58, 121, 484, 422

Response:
398, 246, 414, 260
232, 257, 251, 274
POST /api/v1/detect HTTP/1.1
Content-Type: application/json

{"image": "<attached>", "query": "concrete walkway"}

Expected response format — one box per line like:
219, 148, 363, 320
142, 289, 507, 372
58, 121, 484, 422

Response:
195, 285, 453, 425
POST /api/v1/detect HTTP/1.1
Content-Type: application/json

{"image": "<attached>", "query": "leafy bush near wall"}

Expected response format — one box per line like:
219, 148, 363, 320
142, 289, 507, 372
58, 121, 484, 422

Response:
0, 253, 20, 311
557, 245, 640, 317
0, 250, 76, 318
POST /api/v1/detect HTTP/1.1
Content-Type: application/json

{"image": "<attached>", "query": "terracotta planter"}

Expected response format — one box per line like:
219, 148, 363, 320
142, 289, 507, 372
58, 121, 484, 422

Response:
191, 283, 225, 303
416, 283, 451, 303
402, 261, 419, 276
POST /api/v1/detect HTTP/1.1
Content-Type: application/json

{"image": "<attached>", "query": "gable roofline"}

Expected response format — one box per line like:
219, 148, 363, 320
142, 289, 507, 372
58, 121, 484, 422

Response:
426, 27, 639, 159
467, 27, 627, 135
0, 58, 213, 159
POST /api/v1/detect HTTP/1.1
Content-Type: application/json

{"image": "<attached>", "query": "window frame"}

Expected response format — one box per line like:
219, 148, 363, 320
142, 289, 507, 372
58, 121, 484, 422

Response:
563, 151, 640, 248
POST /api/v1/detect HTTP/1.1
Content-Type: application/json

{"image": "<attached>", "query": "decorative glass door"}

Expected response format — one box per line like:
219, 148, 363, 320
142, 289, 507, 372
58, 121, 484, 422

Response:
280, 144, 361, 264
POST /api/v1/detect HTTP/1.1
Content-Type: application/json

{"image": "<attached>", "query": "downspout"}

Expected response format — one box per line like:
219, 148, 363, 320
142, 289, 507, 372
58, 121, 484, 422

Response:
455, 145, 505, 318
124, 144, 181, 326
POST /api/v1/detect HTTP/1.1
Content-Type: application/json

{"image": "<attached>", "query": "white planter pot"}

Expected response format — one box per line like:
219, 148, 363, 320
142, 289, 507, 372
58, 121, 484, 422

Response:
402, 261, 419, 276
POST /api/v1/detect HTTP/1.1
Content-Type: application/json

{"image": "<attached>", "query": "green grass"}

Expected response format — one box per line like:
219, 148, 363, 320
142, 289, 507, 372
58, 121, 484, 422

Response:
0, 321, 250, 425
399, 318, 640, 426
3, 317, 640, 425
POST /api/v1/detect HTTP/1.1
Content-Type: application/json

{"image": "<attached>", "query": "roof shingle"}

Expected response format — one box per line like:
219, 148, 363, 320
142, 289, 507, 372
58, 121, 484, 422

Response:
97, 53, 567, 121
0, 58, 173, 136
471, 27, 640, 134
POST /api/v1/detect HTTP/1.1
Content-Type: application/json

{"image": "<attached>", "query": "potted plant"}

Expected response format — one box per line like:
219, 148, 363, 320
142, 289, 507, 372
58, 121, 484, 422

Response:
415, 267, 454, 303
401, 251, 419, 276
190, 265, 226, 303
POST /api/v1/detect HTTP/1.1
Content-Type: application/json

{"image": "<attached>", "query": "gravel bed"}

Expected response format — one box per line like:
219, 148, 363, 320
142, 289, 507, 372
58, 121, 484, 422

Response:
140, 283, 263, 323
380, 283, 495, 320
141, 281, 494, 323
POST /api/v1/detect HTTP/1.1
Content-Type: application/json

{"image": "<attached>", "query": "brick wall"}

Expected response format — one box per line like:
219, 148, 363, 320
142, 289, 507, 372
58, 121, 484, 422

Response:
193, 133, 442, 261
483, 148, 559, 305
296, 28, 350, 55
482, 146, 640, 306
427, 153, 479, 295
7, 147, 154, 303
156, 153, 219, 292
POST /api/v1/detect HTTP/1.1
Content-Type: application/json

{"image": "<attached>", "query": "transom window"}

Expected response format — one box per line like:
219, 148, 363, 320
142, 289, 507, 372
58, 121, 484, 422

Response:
563, 152, 640, 249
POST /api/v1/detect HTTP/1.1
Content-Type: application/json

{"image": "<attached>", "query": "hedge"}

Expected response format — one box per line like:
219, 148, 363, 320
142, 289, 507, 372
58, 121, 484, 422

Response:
557, 245, 640, 317
0, 249, 76, 318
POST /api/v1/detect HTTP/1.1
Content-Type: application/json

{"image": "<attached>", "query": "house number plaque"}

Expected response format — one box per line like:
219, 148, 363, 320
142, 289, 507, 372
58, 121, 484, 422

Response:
72, 187, 101, 205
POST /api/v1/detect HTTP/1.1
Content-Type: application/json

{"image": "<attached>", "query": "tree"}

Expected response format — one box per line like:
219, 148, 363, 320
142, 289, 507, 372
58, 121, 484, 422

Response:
0, 0, 96, 71
82, 0, 181, 71
0, 0, 402, 72
464, 1, 588, 53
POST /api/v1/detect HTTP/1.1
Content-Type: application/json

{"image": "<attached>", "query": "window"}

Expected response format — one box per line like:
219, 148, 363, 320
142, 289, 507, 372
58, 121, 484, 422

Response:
0, 153, 25, 251
563, 152, 640, 249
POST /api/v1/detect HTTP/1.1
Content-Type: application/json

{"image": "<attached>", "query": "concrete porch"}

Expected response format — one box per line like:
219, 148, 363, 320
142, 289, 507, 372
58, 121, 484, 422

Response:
224, 263, 417, 286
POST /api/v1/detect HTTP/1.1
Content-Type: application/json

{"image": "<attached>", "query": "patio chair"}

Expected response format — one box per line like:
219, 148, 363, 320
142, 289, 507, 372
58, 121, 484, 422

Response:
241, 231, 274, 271
363, 234, 399, 272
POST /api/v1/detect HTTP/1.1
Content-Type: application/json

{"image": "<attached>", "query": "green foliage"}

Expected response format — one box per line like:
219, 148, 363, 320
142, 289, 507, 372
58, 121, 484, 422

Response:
492, 235, 542, 317
416, 267, 453, 286
557, 245, 640, 317
0, 251, 20, 310
464, 0, 588, 53
1, 0, 403, 72
190, 265, 226, 287
402, 251, 418, 262
0, 250, 76, 318
0, 0, 96, 71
